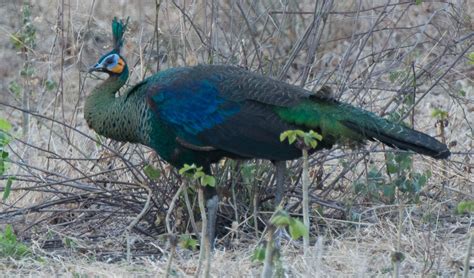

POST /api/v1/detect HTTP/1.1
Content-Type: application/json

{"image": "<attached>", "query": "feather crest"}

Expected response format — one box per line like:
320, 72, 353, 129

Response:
112, 17, 129, 52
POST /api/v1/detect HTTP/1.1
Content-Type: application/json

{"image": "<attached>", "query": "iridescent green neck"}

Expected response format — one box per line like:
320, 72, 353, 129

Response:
84, 67, 144, 143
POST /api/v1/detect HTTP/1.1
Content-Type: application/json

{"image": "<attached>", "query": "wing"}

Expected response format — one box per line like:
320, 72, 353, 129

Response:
145, 66, 309, 160
191, 65, 314, 106
147, 78, 240, 135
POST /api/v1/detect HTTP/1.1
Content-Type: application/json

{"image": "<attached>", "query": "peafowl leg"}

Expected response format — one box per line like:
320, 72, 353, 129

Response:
204, 185, 218, 249
274, 161, 287, 245
274, 161, 286, 206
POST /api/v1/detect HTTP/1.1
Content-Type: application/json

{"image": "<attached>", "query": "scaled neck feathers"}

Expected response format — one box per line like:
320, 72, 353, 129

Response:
84, 68, 148, 144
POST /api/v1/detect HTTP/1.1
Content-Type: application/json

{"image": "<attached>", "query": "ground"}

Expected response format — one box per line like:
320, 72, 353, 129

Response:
0, 1, 472, 277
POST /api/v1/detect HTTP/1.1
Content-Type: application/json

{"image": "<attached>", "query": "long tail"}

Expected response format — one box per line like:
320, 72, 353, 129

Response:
276, 96, 450, 159
339, 106, 450, 159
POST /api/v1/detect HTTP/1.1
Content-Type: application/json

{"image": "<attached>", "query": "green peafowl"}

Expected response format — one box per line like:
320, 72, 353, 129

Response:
85, 18, 450, 246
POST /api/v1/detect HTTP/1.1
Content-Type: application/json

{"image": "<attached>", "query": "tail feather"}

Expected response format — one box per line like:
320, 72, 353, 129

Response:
341, 118, 450, 159
276, 98, 450, 159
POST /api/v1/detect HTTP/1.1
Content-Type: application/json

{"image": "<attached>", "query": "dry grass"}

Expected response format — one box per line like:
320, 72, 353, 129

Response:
0, 0, 473, 277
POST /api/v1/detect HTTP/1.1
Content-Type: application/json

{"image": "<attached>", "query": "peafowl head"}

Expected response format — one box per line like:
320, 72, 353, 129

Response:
89, 17, 129, 78
89, 50, 127, 76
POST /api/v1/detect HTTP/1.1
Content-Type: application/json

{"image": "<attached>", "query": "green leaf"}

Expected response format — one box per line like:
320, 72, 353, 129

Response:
431, 108, 448, 120
251, 246, 266, 262
271, 210, 291, 227
2, 177, 13, 201
8, 81, 22, 96
20, 65, 35, 78
382, 184, 395, 199
309, 130, 323, 141
415, 0, 422, 5
10, 34, 23, 50
295, 130, 305, 137
194, 171, 205, 179
303, 136, 318, 149
386, 162, 398, 174
455, 200, 474, 214
288, 133, 296, 144
0, 161, 4, 176
0, 119, 12, 132
179, 163, 196, 175
45, 79, 57, 92
468, 52, 474, 65
389, 71, 400, 83
353, 182, 365, 194
288, 218, 308, 240
4, 225, 16, 242
200, 175, 216, 187
63, 237, 76, 249
0, 224, 31, 258
143, 165, 160, 180
179, 235, 198, 251
241, 163, 256, 184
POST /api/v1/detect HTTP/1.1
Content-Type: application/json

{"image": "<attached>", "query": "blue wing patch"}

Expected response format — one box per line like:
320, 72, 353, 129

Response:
149, 79, 240, 135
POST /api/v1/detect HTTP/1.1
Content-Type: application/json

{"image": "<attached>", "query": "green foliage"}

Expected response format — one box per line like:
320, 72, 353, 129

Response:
179, 234, 198, 251
20, 65, 35, 78
251, 245, 266, 262
179, 163, 216, 187
3, 177, 14, 201
0, 225, 31, 259
354, 153, 431, 204
271, 210, 291, 227
389, 70, 408, 83
280, 129, 322, 149
178, 163, 201, 175
241, 162, 257, 187
8, 81, 22, 97
386, 153, 412, 174
354, 76, 432, 204
10, 4, 36, 51
0, 120, 16, 203
431, 108, 449, 120
270, 210, 308, 240
0, 119, 12, 139
8, 2, 55, 111
143, 164, 161, 181
63, 237, 77, 249
44, 79, 57, 92
288, 218, 307, 240
468, 52, 474, 65
353, 167, 388, 202
456, 200, 474, 214
0, 119, 13, 196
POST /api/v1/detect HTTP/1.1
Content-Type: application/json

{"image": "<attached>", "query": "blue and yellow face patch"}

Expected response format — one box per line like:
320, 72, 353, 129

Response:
109, 57, 125, 74
92, 52, 127, 74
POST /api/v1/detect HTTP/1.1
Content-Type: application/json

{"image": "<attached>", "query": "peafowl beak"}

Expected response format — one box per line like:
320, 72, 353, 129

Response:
88, 62, 106, 73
